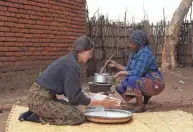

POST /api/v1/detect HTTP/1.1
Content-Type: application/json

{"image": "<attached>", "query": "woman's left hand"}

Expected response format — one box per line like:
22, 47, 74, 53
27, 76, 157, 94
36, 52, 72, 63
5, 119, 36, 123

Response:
115, 71, 128, 78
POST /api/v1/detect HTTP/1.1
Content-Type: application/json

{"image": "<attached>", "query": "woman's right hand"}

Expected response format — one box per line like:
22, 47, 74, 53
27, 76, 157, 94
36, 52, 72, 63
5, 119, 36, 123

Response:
107, 60, 117, 68
89, 94, 120, 109
100, 97, 120, 109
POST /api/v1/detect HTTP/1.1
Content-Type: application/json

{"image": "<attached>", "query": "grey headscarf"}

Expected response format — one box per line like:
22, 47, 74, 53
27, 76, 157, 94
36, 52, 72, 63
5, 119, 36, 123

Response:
129, 30, 149, 47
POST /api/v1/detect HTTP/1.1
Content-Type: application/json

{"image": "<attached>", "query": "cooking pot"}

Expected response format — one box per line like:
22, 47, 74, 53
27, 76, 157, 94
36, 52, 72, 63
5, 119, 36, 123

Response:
94, 73, 109, 84
94, 73, 115, 84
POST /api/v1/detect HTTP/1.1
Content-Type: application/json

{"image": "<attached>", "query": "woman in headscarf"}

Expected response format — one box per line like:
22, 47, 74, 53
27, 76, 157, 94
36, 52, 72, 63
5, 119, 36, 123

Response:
19, 36, 119, 125
108, 30, 165, 112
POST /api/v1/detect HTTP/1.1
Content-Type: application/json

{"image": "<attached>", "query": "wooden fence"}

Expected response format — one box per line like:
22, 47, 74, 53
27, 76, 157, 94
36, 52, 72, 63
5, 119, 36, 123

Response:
86, 16, 193, 76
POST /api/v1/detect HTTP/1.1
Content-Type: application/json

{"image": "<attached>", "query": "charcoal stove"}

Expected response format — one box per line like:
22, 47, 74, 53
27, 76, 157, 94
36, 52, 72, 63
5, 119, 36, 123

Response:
88, 81, 113, 93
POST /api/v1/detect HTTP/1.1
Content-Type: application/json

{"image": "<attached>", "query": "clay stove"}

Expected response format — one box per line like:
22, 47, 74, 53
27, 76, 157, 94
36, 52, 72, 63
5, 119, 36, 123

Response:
88, 81, 112, 93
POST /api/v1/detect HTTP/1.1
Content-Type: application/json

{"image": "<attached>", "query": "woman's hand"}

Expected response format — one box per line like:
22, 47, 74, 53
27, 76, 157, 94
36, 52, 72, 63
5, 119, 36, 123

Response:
115, 71, 128, 78
107, 60, 118, 68
89, 95, 120, 109
107, 60, 125, 71
100, 97, 120, 109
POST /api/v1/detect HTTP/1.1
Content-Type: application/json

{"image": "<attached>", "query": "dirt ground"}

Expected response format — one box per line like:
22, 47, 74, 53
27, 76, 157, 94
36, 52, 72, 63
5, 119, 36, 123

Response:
0, 68, 193, 132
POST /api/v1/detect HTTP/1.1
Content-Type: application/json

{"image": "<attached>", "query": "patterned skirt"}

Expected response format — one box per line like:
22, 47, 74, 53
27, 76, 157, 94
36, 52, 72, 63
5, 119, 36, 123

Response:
27, 82, 85, 125
116, 71, 165, 100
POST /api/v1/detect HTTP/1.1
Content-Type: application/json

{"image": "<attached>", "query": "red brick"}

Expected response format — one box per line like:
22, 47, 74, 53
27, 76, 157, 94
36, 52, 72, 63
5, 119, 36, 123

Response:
10, 27, 19, 32
16, 37, 26, 42
8, 7, 17, 12
5, 2, 15, 7
0, 32, 4, 36
36, 56, 47, 60
33, 6, 41, 11
26, 10, 36, 15
7, 17, 18, 22
0, 52, 4, 56
3, 62, 14, 67
7, 37, 17, 42
23, 43, 32, 47
36, 20, 44, 25
27, 1, 37, 6
5, 32, 14, 37
42, 17, 50, 21
23, 5, 32, 10
18, 19, 28, 23
5, 52, 16, 56
14, 3, 23, 8
10, 57, 18, 61
15, 52, 24, 56
10, 12, 16, 17
0, 11, 5, 16
18, 13, 30, 19
38, 2, 45, 7
32, 34, 41, 38
33, 51, 41, 55
29, 15, 38, 20
34, 25, 41, 29
17, 0, 28, 4
0, 62, 3, 67
25, 51, 33, 56
0, 6, 7, 11
44, 3, 51, 8
41, 25, 49, 30
49, 52, 56, 56
5, 22, 15, 27
0, 1, 4, 6
36, 47, 44, 51
8, 47, 18, 51
45, 47, 53, 51
29, 29, 44, 34
19, 28, 28, 33
0, 16, 7, 21
15, 32, 23, 37
41, 7, 48, 12
18, 47, 27, 52
28, 20, 36, 24
0, 57, 9, 62
52, 47, 60, 51
28, 56, 36, 61
29, 47, 36, 51
15, 23, 25, 28
0, 37, 6, 41
24, 34, 33, 38
41, 51, 49, 55
40, 0, 48, 3
0, 27, 9, 32
25, 24, 34, 29
14, 42, 23, 46
19, 56, 28, 61
17, 9, 26, 14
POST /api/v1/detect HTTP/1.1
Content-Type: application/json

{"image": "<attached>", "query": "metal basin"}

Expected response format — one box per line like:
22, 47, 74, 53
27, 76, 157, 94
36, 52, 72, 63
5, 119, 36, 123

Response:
84, 109, 133, 123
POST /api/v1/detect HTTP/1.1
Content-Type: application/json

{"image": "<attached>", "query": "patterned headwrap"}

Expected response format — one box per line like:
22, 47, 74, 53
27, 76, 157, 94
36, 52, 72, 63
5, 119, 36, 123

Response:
129, 30, 148, 47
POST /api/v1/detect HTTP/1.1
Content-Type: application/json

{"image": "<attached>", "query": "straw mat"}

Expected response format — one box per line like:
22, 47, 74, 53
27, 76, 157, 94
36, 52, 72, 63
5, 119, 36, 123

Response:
5, 105, 193, 132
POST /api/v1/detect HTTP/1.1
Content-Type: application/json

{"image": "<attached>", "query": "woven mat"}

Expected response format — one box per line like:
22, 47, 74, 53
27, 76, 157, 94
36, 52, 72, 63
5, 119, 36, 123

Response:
5, 105, 193, 132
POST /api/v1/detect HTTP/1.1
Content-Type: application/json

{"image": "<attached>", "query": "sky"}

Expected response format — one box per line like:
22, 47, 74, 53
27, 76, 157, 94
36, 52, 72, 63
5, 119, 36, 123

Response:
86, 0, 184, 23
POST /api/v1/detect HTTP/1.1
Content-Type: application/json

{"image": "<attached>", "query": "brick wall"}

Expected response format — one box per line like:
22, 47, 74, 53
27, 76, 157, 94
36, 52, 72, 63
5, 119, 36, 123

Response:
0, 0, 86, 91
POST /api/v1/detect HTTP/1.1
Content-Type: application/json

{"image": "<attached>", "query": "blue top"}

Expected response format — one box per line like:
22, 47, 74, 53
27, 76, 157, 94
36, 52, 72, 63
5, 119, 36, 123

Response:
125, 46, 158, 77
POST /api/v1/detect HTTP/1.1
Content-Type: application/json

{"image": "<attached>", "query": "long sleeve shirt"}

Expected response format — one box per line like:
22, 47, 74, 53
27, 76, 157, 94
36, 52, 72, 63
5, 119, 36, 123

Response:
36, 52, 91, 106
125, 46, 158, 77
